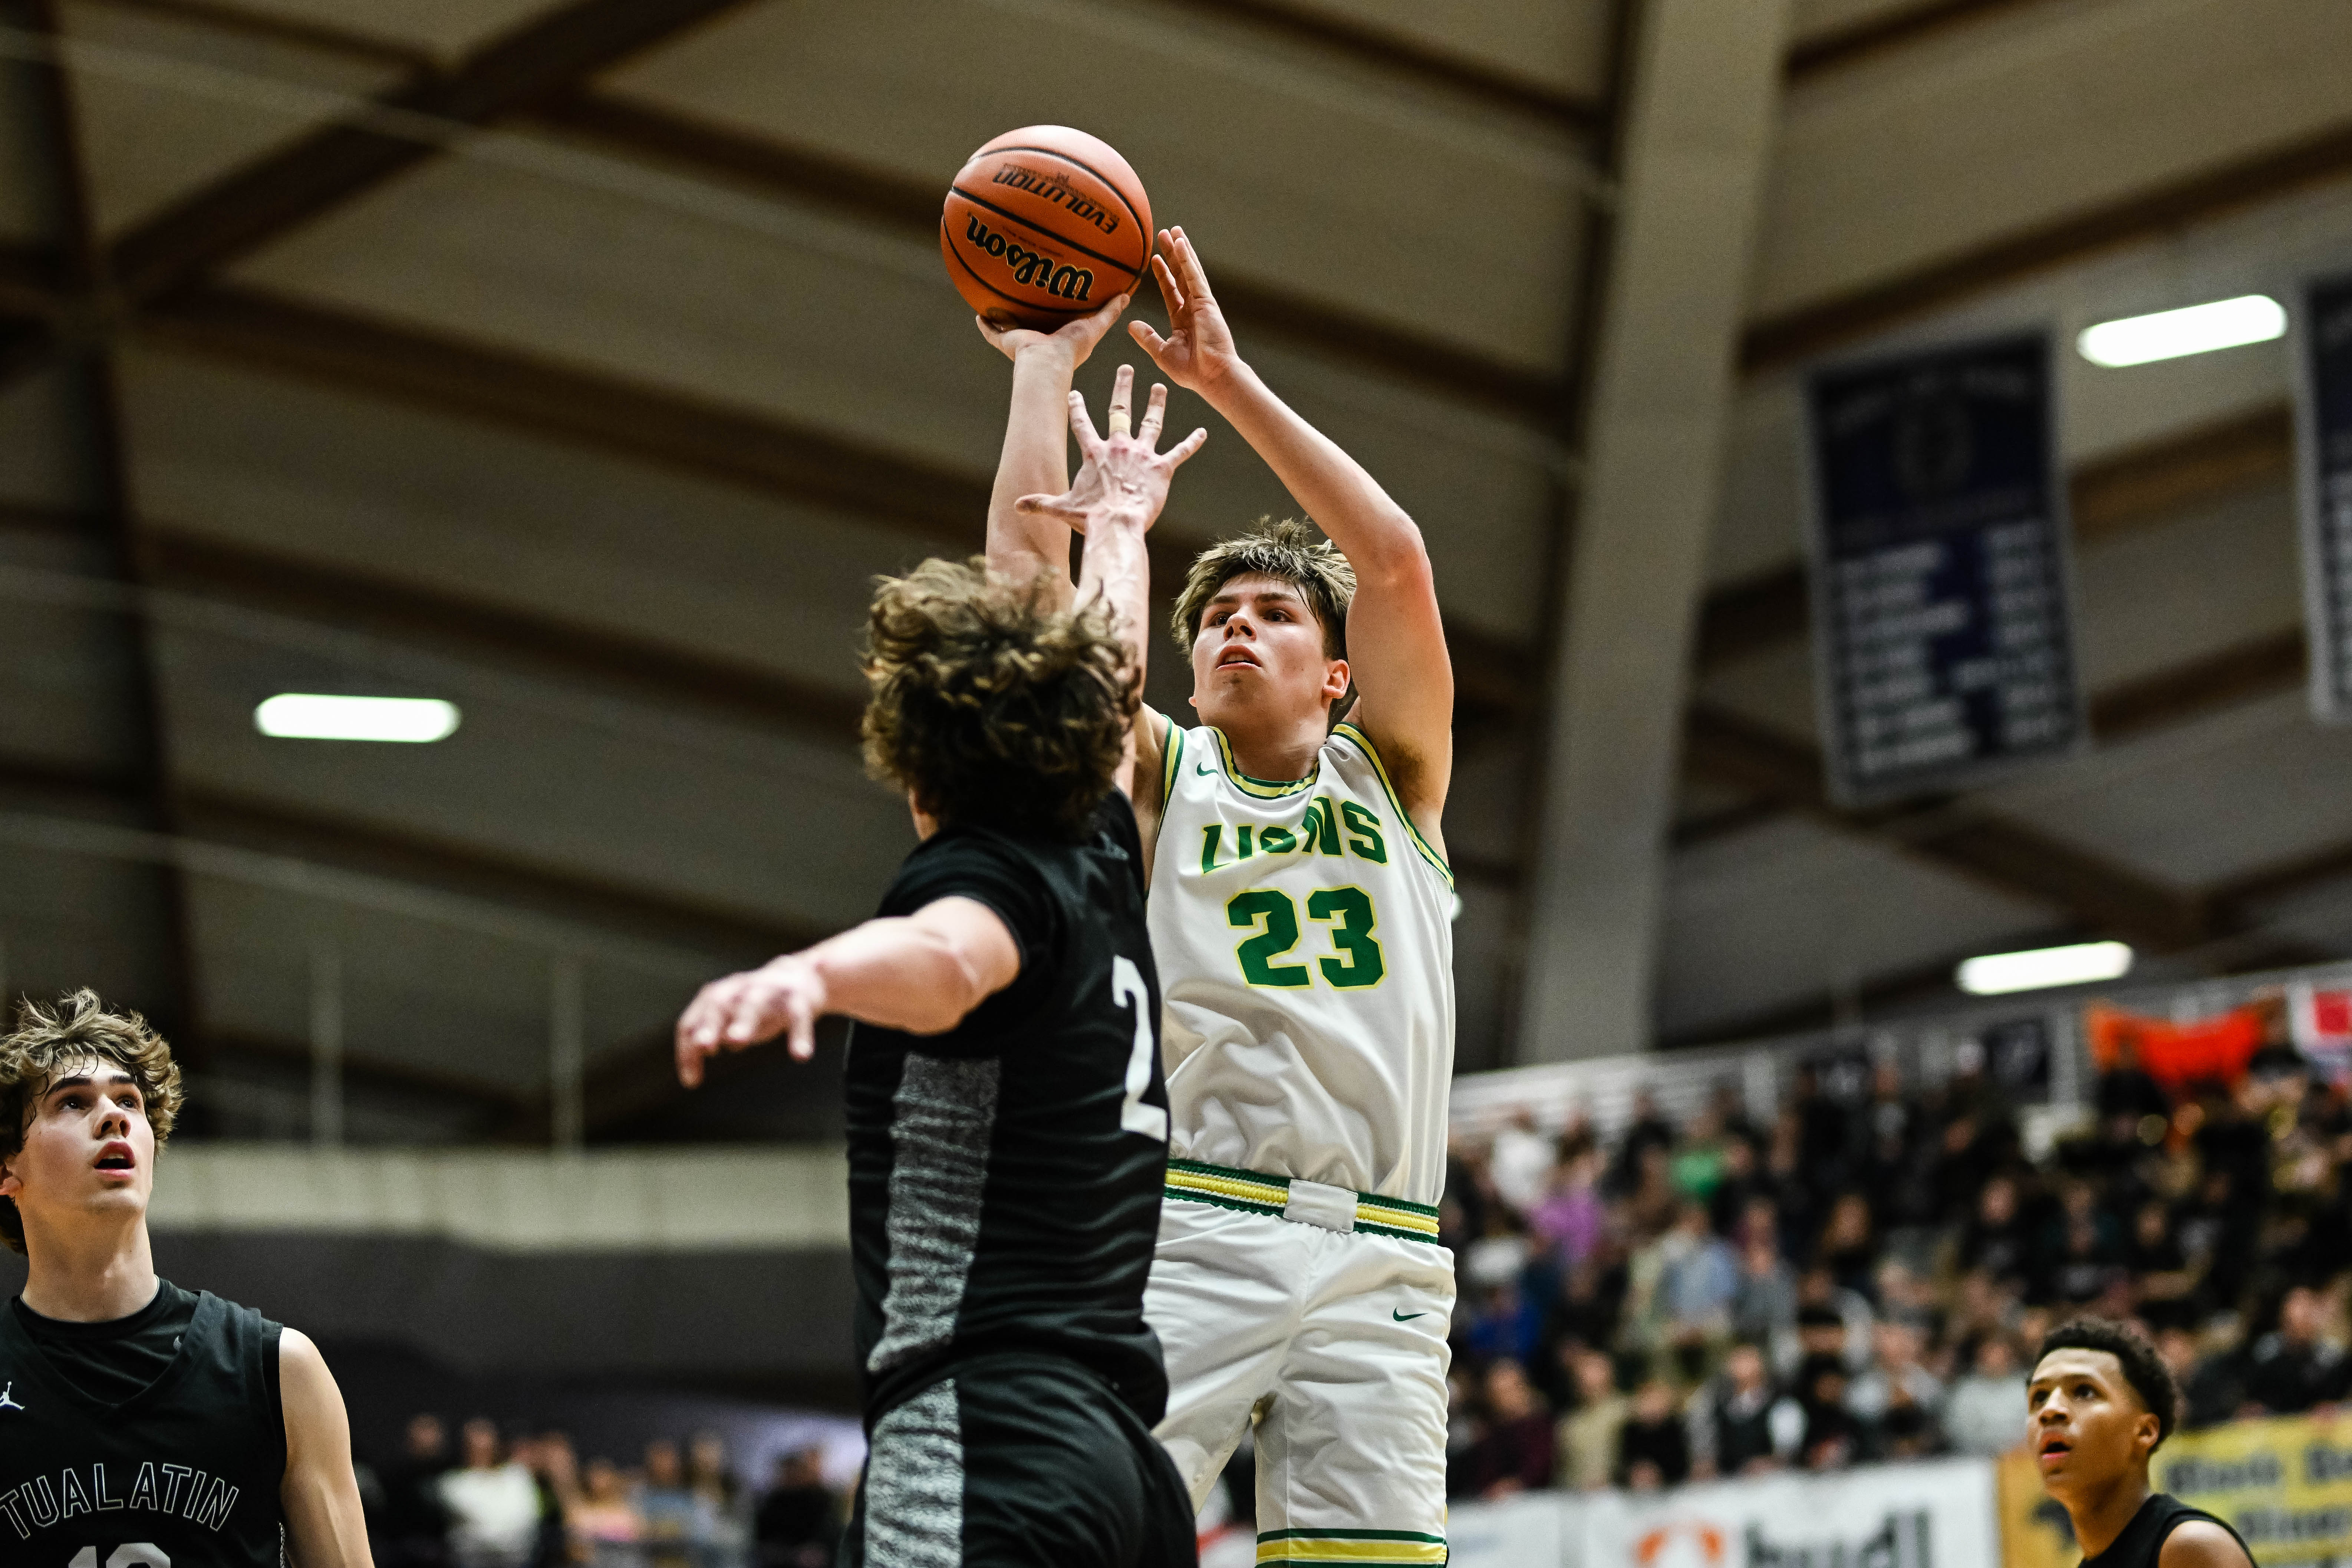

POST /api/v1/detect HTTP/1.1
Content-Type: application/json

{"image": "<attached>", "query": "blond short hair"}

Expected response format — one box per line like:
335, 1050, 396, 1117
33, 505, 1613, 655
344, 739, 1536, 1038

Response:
1170, 517, 1355, 660
0, 990, 184, 1254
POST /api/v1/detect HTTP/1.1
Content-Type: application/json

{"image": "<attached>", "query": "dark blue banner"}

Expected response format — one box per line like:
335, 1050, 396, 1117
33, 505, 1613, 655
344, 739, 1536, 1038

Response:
1803, 332, 2084, 805
2297, 271, 2352, 721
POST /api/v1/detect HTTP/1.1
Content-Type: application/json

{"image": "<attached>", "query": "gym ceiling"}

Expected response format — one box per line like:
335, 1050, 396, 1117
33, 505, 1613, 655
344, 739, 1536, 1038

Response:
1, 0, 2348, 1141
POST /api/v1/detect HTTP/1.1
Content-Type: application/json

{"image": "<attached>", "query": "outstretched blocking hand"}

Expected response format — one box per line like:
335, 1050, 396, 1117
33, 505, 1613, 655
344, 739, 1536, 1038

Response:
1015, 363, 1206, 534
1129, 227, 1241, 395
675, 954, 826, 1084
976, 291, 1129, 368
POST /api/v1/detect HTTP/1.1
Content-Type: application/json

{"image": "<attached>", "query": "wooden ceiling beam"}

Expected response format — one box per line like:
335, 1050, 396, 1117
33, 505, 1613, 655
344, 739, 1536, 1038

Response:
0, 750, 817, 962
105, 0, 758, 304
137, 283, 1530, 721
1741, 117, 2352, 375
145, 526, 868, 743
1784, 0, 2058, 80
1146, 0, 1602, 134
531, 91, 1565, 418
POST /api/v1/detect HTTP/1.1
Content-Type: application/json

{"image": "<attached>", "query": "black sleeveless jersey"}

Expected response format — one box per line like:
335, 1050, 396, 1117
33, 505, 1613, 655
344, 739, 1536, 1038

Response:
846, 793, 1172, 1426
2082, 1494, 2253, 1568
0, 1287, 286, 1567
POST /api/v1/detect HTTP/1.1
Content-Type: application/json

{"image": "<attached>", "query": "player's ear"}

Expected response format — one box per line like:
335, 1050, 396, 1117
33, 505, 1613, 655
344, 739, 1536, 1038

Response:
0, 1156, 19, 1200
1322, 657, 1350, 702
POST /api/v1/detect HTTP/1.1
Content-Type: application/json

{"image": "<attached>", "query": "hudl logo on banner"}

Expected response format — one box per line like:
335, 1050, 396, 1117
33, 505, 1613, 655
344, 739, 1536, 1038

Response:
1743, 1510, 1932, 1568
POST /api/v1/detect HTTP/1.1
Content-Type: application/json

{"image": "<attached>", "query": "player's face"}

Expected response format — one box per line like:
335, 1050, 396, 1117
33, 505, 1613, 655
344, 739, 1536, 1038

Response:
2027, 1348, 2160, 1499
1189, 574, 1348, 732
0, 1057, 157, 1236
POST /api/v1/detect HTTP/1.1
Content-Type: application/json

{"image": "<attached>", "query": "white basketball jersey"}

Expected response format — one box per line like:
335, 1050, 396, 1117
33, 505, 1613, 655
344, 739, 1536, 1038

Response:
1147, 719, 1456, 1206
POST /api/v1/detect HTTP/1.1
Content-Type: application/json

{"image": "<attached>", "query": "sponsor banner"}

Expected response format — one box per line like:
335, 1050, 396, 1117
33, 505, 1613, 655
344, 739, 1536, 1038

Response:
2296, 271, 2352, 722
1444, 1455, 2000, 1568
1802, 332, 2084, 804
1447, 1492, 1567, 1568
1999, 1411, 2352, 1567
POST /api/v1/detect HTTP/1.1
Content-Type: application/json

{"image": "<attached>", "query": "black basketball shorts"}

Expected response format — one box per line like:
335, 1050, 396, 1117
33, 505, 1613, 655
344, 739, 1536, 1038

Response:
845, 1351, 1198, 1568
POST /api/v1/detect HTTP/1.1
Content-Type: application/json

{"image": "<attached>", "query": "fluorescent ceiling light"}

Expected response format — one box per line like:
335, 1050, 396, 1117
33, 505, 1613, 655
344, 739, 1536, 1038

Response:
2077, 295, 2285, 368
1956, 940, 2133, 996
255, 694, 460, 743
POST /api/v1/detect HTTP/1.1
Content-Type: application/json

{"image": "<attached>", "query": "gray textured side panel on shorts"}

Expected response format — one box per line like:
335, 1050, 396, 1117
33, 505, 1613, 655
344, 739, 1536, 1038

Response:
867, 1378, 964, 1568
867, 1054, 1001, 1373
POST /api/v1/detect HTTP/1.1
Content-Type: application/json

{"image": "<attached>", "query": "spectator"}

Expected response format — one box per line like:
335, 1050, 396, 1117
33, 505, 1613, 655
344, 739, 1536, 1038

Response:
1529, 1137, 1608, 1269
572, 1457, 646, 1568
1554, 1348, 1627, 1492
639, 1440, 697, 1568
1467, 1360, 1554, 1500
1617, 1380, 1690, 1491
1656, 1201, 1740, 1353
1944, 1336, 2028, 1456
1814, 1194, 1877, 1303
378, 1413, 454, 1568
1849, 1321, 1944, 1439
1957, 1176, 2030, 1289
752, 1450, 836, 1568
1490, 1109, 1557, 1216
1798, 1359, 1861, 1472
1687, 1341, 1796, 1480
2125, 1200, 2197, 1329
439, 1419, 543, 1568
2243, 1286, 2351, 1416
520, 1433, 577, 1568
1732, 1230, 1800, 1364
688, 1432, 749, 1568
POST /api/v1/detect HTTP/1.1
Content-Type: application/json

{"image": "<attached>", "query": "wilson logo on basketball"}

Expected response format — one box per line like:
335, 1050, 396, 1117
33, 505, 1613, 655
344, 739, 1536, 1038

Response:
990, 164, 1122, 235
961, 218, 1096, 302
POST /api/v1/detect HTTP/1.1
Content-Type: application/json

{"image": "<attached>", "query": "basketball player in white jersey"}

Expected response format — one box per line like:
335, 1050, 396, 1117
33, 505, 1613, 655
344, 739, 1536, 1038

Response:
981, 228, 1455, 1567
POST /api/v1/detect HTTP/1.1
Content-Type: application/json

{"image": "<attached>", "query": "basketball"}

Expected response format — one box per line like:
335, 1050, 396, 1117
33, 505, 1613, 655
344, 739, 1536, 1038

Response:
941, 125, 1152, 330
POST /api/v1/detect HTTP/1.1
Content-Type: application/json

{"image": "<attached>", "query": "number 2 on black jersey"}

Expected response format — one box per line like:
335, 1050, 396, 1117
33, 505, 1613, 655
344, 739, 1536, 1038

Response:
1109, 955, 1167, 1141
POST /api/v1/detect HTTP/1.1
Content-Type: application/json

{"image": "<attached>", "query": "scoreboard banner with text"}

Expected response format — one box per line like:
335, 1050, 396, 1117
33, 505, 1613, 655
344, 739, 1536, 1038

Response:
2001, 1411, 2352, 1568
2296, 270, 2352, 723
1803, 332, 2085, 805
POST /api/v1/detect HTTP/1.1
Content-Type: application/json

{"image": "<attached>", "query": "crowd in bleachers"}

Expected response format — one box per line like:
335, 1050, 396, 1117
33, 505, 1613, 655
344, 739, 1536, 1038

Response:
368, 1414, 844, 1568
1437, 1041, 2352, 1500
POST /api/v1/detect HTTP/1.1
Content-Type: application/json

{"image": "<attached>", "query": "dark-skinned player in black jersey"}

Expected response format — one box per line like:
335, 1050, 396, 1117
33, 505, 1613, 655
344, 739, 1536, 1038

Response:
675, 344, 1205, 1567
2030, 1319, 2253, 1568
0, 989, 373, 1568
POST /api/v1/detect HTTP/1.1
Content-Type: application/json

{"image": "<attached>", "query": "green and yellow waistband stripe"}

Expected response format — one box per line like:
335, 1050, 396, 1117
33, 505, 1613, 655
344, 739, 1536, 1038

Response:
1354, 1192, 1442, 1242
1258, 1529, 1447, 1565
1164, 1157, 1290, 1218
1163, 1158, 1441, 1244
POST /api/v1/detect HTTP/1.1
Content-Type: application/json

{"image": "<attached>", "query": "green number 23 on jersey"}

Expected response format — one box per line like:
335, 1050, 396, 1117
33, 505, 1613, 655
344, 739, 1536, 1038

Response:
1227, 887, 1386, 989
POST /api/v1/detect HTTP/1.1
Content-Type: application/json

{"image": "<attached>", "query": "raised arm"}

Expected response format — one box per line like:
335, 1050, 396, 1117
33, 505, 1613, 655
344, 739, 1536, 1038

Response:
979, 296, 1129, 610
1131, 228, 1454, 836
1014, 368, 1206, 805
674, 896, 1022, 1081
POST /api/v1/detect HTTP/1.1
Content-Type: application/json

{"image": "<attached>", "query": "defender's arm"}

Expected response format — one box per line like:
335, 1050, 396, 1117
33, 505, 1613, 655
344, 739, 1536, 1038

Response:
980, 296, 1128, 610
2161, 1522, 2254, 1568
1131, 229, 1452, 841
675, 897, 1022, 1080
281, 1329, 375, 1568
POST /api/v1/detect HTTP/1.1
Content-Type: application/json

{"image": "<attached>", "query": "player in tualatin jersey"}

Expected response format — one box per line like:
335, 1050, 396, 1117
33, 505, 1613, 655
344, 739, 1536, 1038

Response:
676, 371, 1205, 1566
981, 229, 1456, 1567
0, 989, 373, 1568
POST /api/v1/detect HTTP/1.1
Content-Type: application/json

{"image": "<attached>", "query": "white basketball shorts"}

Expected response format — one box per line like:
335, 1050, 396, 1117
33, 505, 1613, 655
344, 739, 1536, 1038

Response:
1145, 1159, 1455, 1568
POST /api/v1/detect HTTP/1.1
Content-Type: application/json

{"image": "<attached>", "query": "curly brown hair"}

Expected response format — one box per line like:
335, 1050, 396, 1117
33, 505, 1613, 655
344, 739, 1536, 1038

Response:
860, 557, 1138, 840
1170, 516, 1356, 659
0, 989, 185, 1254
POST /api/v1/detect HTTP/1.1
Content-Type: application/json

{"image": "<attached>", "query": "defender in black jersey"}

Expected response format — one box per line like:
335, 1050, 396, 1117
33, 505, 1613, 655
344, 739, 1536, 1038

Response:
676, 344, 1206, 1567
0, 990, 373, 1567
2029, 1318, 2253, 1568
